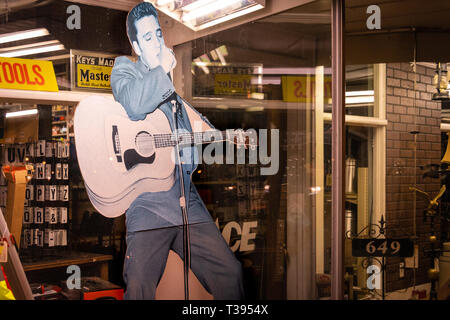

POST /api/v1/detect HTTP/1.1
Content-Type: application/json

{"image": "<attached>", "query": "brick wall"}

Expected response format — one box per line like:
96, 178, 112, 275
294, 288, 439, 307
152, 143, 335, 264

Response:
385, 62, 442, 292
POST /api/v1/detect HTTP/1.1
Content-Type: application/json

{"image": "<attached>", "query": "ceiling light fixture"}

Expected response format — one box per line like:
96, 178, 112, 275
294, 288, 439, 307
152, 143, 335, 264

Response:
0, 28, 50, 45
5, 109, 38, 118
195, 3, 264, 30
345, 90, 374, 97
0, 40, 60, 53
0, 44, 65, 58
181, 0, 242, 22
156, 0, 173, 6
181, 0, 215, 12
345, 90, 375, 104
147, 0, 265, 31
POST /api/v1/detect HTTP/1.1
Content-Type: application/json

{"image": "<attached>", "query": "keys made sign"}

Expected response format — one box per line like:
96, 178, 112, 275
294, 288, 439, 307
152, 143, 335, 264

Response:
71, 50, 118, 92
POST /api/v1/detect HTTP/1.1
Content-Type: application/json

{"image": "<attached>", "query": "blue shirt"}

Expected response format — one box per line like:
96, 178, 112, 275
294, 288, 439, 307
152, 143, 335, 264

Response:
110, 56, 214, 232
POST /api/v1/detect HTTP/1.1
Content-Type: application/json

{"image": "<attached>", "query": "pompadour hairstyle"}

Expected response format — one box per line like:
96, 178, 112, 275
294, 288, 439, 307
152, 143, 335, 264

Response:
126, 2, 160, 44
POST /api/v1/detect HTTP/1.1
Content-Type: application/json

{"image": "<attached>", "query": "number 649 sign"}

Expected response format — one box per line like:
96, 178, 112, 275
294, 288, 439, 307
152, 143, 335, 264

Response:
352, 238, 414, 257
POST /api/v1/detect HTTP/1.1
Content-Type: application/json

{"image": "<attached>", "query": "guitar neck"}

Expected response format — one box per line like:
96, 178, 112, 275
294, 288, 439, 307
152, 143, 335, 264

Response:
153, 130, 228, 148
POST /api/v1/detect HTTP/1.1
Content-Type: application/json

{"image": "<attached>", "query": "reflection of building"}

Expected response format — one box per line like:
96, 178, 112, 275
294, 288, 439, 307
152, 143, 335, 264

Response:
0, 0, 449, 301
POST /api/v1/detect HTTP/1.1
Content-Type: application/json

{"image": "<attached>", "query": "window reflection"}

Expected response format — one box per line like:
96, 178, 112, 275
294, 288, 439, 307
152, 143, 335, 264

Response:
184, 1, 333, 299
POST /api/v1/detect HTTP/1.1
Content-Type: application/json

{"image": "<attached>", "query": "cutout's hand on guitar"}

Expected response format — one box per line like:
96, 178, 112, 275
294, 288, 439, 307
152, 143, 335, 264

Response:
248, 135, 258, 151
231, 132, 258, 150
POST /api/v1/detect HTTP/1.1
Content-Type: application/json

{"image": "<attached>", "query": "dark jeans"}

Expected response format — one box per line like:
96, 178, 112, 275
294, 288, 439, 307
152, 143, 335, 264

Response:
123, 221, 244, 300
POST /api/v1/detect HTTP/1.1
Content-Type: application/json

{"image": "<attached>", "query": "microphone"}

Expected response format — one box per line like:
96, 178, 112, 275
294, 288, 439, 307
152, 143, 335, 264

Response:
158, 91, 178, 109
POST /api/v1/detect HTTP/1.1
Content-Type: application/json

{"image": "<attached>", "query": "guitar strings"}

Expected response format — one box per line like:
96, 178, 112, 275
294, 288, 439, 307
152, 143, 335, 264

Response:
137, 132, 243, 141
137, 131, 229, 147
144, 138, 248, 148
135, 131, 252, 149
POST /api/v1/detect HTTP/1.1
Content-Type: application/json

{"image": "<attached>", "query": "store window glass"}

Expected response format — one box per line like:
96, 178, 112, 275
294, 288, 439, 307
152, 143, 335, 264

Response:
345, 64, 374, 117
322, 63, 383, 299
336, 125, 376, 298
174, 1, 333, 299
0, 0, 341, 301
0, 1, 130, 298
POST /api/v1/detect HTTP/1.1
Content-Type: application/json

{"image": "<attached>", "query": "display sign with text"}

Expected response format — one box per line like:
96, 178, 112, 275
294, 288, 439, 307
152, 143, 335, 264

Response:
0, 57, 58, 92
352, 238, 414, 257
214, 74, 252, 96
71, 50, 117, 91
282, 75, 332, 103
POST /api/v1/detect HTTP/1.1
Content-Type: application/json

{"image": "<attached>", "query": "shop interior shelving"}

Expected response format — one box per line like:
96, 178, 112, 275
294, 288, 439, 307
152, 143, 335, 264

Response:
52, 105, 69, 139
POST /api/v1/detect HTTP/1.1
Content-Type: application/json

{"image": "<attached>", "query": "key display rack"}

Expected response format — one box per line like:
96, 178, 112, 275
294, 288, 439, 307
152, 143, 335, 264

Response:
0, 140, 70, 261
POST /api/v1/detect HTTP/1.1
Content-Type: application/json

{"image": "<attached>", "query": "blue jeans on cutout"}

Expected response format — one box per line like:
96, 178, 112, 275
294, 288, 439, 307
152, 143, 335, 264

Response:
123, 221, 244, 300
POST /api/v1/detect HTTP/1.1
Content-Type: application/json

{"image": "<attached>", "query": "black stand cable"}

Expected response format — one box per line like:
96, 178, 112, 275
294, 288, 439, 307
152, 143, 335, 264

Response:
171, 98, 190, 300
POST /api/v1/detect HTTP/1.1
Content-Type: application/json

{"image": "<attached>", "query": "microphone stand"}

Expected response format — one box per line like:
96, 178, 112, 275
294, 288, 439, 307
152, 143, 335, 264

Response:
170, 98, 191, 300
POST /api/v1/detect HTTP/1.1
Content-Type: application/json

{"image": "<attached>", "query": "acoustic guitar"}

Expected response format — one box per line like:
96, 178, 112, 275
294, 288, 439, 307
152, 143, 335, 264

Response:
74, 95, 255, 218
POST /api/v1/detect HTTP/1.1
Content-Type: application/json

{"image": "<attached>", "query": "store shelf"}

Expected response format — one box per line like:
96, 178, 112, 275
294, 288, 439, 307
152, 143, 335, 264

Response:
22, 251, 113, 271
22, 251, 113, 281
52, 105, 70, 140
0, 88, 113, 106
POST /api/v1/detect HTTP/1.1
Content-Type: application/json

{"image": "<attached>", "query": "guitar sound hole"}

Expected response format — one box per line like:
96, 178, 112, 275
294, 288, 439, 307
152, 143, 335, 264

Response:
135, 131, 155, 157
